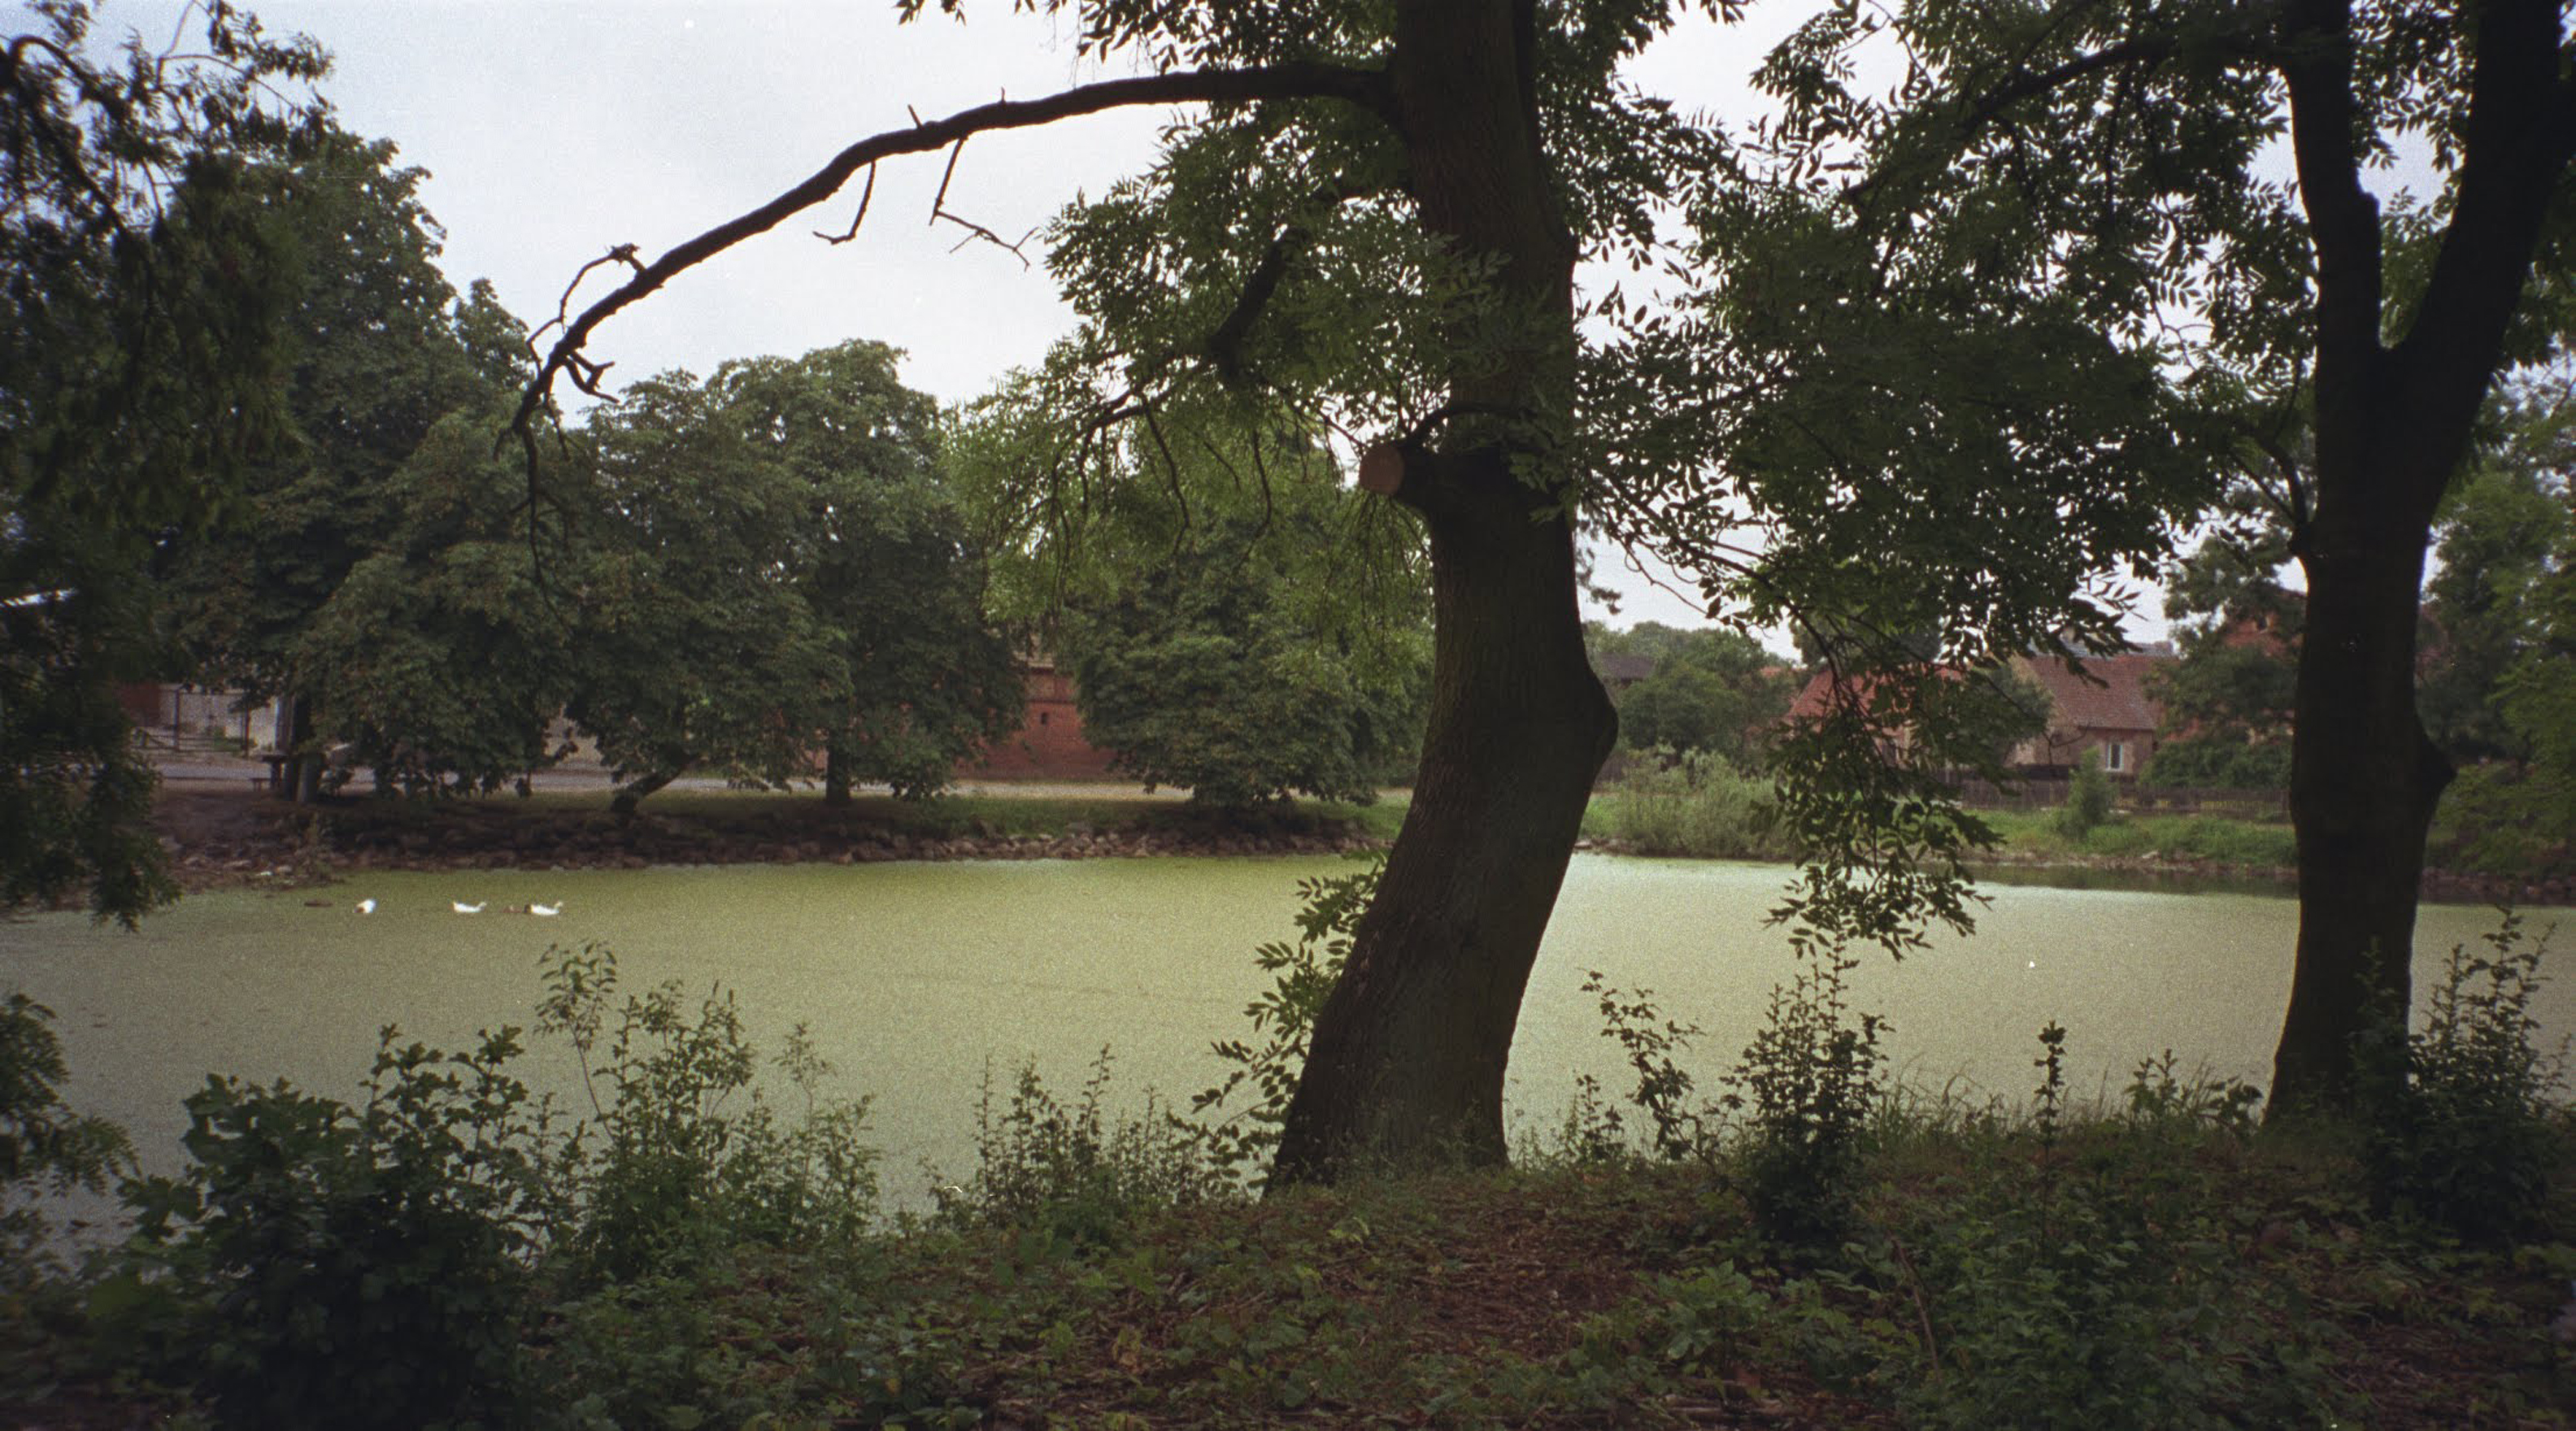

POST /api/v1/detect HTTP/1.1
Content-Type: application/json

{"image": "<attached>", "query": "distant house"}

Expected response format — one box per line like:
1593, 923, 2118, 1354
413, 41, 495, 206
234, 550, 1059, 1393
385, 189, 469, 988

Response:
2003, 650, 2175, 779
1781, 667, 1944, 761
1594, 652, 1658, 693
1780, 649, 2176, 780
957, 654, 1118, 781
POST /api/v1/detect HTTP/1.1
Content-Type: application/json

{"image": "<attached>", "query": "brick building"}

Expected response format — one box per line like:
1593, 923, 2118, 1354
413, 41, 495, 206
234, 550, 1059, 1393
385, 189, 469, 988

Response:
959, 655, 1118, 781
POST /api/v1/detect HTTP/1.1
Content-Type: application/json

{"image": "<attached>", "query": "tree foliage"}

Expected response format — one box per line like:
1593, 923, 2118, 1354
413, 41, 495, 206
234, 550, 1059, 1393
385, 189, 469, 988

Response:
2419, 386, 2573, 767
2, 0, 324, 920
2144, 486, 2303, 789
700, 341, 1021, 802
1587, 622, 1798, 770
1064, 487, 1427, 807
1677, 0, 2575, 1112
958, 380, 1429, 807
571, 343, 1019, 809
159, 127, 520, 799
291, 403, 574, 795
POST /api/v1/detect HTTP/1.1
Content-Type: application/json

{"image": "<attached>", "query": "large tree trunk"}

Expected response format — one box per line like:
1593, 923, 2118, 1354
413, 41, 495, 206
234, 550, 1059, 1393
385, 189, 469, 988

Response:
1273, 458, 1616, 1181
1270, 0, 1617, 1183
2270, 471, 2452, 1114
2262, 0, 2574, 1118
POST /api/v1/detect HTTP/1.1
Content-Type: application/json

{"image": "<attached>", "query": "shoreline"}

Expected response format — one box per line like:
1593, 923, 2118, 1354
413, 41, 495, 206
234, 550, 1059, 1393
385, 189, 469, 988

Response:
142, 782, 2572, 910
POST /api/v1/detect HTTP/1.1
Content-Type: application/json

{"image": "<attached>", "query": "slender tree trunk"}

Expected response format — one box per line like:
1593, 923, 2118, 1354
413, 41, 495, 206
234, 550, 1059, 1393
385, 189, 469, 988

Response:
823, 738, 852, 807
278, 694, 320, 803
1271, 0, 1617, 1182
611, 768, 675, 816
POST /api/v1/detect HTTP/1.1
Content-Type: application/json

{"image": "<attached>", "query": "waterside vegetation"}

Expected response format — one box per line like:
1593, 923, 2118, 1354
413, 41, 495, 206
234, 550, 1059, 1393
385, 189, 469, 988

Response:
135, 766, 2572, 910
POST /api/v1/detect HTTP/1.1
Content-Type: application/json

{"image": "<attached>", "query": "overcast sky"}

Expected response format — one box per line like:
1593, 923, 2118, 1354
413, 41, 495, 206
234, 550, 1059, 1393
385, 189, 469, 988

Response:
41, 2, 2172, 638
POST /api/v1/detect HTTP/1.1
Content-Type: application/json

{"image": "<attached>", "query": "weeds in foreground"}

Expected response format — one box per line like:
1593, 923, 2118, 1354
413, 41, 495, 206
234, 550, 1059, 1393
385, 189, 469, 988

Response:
932, 1050, 1225, 1246
2363, 911, 2568, 1242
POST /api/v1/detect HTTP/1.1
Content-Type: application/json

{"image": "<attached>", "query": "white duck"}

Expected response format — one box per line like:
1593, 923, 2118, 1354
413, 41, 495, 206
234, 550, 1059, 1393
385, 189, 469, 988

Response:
355, 898, 378, 915
530, 902, 562, 917
452, 900, 485, 915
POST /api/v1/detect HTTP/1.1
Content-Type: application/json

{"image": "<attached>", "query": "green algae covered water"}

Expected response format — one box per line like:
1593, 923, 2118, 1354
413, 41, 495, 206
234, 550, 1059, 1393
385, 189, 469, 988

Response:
3, 855, 2555, 1206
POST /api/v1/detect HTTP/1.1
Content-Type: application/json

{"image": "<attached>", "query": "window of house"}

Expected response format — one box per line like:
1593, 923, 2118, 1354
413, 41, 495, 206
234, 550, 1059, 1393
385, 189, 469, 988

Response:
2105, 741, 2126, 772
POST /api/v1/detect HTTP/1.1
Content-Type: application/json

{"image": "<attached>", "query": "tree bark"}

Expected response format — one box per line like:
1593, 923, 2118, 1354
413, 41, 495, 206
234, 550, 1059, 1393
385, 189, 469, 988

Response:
277, 694, 320, 803
823, 738, 853, 807
1272, 447, 1615, 1180
2265, 0, 2576, 1116
2271, 462, 2454, 1113
1270, 0, 1617, 1183
610, 768, 675, 816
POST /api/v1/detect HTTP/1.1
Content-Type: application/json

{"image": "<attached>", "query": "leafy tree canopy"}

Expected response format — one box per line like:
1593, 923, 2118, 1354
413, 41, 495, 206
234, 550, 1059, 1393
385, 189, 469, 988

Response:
2, 0, 324, 921
162, 127, 514, 735
571, 341, 1020, 809
959, 385, 1428, 807
1586, 621, 1799, 769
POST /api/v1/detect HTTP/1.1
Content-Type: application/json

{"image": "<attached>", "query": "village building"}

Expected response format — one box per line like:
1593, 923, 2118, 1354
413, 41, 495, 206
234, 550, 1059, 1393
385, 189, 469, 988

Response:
956, 654, 1118, 781
2003, 650, 2175, 779
1782, 647, 2178, 780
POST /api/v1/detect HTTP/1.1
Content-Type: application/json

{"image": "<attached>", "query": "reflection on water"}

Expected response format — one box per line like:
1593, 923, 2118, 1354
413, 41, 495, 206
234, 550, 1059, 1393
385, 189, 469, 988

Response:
7, 854, 2561, 1208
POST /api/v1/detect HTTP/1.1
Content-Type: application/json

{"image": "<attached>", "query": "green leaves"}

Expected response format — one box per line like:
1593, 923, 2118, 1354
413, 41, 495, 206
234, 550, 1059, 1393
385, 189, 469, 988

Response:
568, 340, 1018, 805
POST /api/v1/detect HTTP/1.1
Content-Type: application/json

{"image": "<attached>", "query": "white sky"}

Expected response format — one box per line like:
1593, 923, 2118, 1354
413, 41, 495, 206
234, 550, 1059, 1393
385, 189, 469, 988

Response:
41, 2, 2185, 640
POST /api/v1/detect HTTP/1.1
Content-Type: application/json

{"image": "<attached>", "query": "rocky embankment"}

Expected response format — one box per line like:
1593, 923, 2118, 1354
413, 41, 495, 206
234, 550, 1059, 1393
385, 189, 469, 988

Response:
155, 788, 1382, 892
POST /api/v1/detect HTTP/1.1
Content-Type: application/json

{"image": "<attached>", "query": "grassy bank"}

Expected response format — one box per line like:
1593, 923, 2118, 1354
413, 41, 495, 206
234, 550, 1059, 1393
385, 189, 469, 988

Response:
1973, 806, 2300, 869
1578, 775, 2301, 874
320, 784, 1414, 846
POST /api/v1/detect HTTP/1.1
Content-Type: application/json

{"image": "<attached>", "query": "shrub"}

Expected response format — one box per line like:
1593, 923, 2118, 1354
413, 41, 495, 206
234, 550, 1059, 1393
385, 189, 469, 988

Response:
1879, 1029, 2335, 1431
935, 1050, 1225, 1245
1193, 857, 1379, 1184
2052, 749, 2115, 839
535, 941, 880, 1283
2361, 911, 2568, 1242
108, 1029, 554, 1430
1601, 747, 1795, 859
1579, 971, 1708, 1162
1, 992, 131, 1401
1723, 936, 1887, 1250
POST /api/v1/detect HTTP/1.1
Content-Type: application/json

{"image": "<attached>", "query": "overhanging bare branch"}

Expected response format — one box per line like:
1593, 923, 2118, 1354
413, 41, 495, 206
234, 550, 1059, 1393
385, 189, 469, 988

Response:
507, 60, 1393, 455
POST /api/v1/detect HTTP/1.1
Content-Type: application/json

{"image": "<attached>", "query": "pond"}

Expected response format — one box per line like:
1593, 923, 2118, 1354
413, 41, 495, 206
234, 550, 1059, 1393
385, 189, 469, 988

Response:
3, 855, 2558, 1210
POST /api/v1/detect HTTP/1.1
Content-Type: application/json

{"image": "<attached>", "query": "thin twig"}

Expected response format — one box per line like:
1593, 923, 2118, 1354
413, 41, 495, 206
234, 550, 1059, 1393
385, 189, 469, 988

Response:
813, 163, 877, 245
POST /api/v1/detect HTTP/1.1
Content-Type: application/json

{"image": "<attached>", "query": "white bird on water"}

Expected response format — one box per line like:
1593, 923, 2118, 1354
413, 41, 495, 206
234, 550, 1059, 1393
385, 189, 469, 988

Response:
452, 900, 485, 915
355, 898, 377, 915
530, 902, 562, 917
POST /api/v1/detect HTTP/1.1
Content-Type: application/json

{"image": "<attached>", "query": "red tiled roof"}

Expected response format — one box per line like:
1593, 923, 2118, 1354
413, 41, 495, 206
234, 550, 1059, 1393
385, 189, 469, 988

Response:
1783, 667, 1957, 722
2017, 652, 2172, 736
